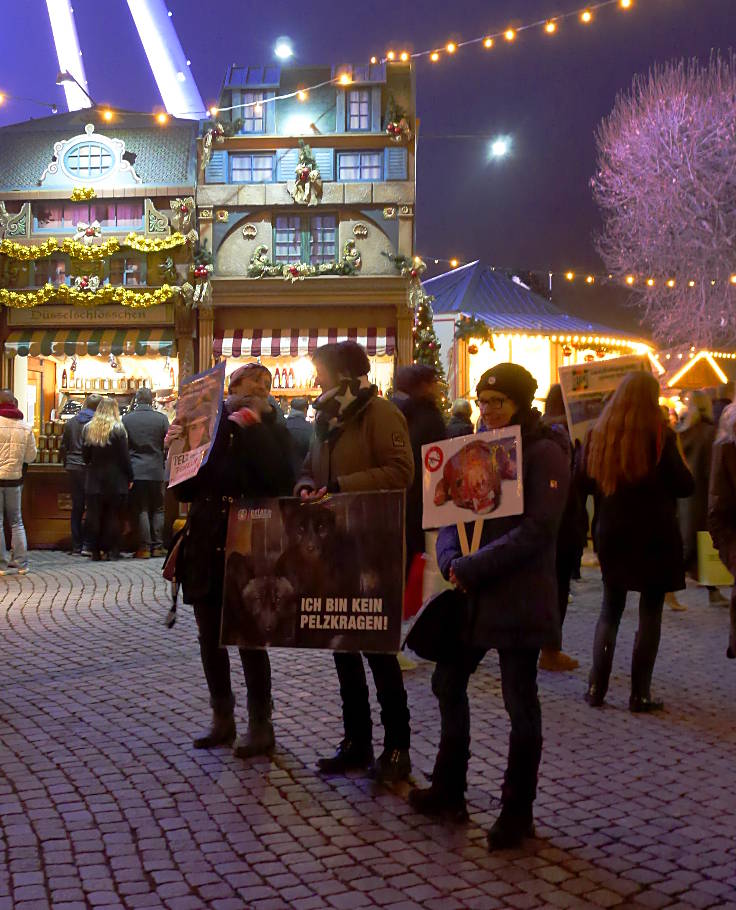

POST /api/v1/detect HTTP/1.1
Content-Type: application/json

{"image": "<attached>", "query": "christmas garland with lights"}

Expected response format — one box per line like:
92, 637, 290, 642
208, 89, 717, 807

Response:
70, 187, 96, 201
0, 283, 181, 310
0, 232, 190, 262
247, 241, 361, 281
454, 314, 496, 349
288, 141, 323, 206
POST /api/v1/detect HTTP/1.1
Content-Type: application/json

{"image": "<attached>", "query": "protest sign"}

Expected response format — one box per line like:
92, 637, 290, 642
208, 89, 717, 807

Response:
166, 361, 225, 487
221, 491, 405, 652
558, 354, 652, 444
421, 427, 523, 530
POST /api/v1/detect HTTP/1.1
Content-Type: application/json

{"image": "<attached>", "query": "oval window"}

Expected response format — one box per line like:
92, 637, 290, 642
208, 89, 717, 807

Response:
63, 141, 114, 180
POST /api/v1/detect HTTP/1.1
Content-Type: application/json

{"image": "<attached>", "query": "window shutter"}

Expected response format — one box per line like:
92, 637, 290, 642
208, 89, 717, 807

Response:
313, 148, 334, 181
371, 87, 382, 132
204, 150, 227, 184
384, 147, 407, 181
265, 92, 276, 133
275, 148, 299, 182
336, 90, 346, 133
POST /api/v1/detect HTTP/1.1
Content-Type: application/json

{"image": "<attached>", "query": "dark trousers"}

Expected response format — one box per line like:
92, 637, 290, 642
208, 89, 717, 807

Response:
589, 584, 665, 699
131, 480, 165, 551
85, 493, 126, 557
67, 469, 86, 551
333, 652, 410, 750
431, 648, 542, 811
193, 601, 271, 719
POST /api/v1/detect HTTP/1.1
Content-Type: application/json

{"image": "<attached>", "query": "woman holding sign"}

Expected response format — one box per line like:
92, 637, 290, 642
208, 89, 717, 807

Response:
410, 363, 571, 851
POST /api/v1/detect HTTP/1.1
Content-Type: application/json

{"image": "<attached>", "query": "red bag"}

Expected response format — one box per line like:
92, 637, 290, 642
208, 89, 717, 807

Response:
403, 553, 426, 620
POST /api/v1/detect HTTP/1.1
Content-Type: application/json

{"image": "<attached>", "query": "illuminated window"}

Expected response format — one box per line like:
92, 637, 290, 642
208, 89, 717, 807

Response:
63, 141, 114, 179
33, 258, 67, 286
273, 214, 338, 264
347, 89, 370, 131
273, 216, 301, 263
309, 215, 337, 264
230, 153, 274, 183
337, 151, 382, 182
32, 202, 143, 232
109, 255, 144, 286
242, 92, 265, 133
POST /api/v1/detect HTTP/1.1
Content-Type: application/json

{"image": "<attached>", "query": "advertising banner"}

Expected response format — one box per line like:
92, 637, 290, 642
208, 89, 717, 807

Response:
166, 361, 225, 487
421, 427, 523, 530
221, 491, 405, 652
558, 354, 652, 444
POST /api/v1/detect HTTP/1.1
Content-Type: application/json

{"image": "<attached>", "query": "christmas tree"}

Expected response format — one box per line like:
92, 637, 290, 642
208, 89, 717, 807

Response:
413, 288, 449, 412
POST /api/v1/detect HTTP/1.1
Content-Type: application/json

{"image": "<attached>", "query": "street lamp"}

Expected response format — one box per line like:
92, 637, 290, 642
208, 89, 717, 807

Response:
489, 136, 511, 159
56, 70, 96, 106
274, 37, 294, 60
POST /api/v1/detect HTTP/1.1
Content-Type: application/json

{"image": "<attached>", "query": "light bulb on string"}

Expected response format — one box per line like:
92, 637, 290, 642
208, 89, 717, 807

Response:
430, 51, 440, 62
504, 28, 516, 41
446, 42, 457, 54
483, 37, 493, 48
565, 271, 574, 281
544, 20, 557, 34
386, 51, 396, 61
400, 51, 409, 62
625, 275, 635, 285
580, 9, 593, 23
620, 0, 632, 8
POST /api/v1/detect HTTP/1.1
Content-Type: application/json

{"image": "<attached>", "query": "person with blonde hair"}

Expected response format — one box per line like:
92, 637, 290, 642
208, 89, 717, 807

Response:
82, 397, 133, 561
580, 371, 693, 712
708, 402, 736, 659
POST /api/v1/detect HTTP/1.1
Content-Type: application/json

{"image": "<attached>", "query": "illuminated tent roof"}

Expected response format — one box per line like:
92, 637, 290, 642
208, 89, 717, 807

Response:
661, 349, 736, 390
423, 260, 640, 339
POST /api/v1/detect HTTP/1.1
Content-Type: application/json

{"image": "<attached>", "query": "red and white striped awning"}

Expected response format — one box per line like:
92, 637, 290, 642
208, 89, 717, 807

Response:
214, 328, 396, 359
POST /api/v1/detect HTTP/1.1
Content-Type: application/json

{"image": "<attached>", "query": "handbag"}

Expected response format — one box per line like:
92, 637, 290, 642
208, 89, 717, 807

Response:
403, 587, 470, 663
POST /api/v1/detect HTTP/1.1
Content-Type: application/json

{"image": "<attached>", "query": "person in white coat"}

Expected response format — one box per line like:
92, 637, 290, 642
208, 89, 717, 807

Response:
0, 390, 37, 575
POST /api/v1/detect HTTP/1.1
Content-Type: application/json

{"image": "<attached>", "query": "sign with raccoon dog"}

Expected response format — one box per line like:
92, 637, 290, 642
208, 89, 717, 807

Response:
221, 491, 405, 652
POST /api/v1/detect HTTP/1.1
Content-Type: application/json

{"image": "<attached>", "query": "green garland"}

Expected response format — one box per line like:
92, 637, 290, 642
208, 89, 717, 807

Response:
247, 241, 361, 281
454, 314, 495, 348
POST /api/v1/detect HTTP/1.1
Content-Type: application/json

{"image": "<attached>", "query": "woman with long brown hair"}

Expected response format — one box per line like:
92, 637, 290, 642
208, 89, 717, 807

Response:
581, 371, 693, 712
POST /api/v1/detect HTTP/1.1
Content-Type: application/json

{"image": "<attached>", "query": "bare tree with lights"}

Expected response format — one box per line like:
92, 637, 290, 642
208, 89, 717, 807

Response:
592, 52, 736, 348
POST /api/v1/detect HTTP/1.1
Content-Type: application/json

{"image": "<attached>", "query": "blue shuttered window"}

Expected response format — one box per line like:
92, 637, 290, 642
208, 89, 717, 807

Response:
230, 153, 274, 183
347, 90, 370, 130
337, 151, 383, 182
384, 147, 408, 180
275, 149, 299, 182
312, 148, 334, 181
204, 150, 227, 183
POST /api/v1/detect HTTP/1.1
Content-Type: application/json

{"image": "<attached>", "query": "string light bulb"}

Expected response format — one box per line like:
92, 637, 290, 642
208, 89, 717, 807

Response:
625, 275, 635, 285
0, 93, 5, 104
666, 279, 676, 288
586, 275, 595, 284
254, 102, 263, 114
370, 56, 377, 64
297, 90, 307, 101
688, 280, 696, 287
400, 51, 409, 62
620, 0, 632, 7
446, 41, 457, 54
580, 9, 593, 22
450, 258, 459, 268
544, 20, 557, 34
430, 51, 440, 62
155, 112, 168, 125
565, 271, 574, 281
102, 109, 113, 122
504, 28, 516, 41
730, 275, 736, 285
338, 73, 351, 85
208, 106, 218, 117
483, 37, 493, 48
646, 278, 655, 286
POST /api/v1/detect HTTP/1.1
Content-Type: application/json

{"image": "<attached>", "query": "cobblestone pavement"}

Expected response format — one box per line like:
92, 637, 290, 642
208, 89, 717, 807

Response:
1, 552, 735, 910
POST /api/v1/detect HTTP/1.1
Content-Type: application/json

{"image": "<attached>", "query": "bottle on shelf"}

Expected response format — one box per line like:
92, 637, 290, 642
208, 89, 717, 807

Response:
288, 367, 295, 389
61, 369, 67, 389
273, 369, 281, 390
169, 366, 175, 388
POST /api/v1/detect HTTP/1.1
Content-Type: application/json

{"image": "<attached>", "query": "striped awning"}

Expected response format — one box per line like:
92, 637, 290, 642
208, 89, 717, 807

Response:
214, 328, 396, 359
4, 328, 176, 358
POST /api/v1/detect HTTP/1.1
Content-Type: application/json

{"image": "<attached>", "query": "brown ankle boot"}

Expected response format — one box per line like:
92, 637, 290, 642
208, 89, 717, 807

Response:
193, 710, 236, 749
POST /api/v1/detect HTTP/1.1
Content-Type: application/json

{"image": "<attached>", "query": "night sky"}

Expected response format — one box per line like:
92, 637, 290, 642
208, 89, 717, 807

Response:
0, 0, 731, 331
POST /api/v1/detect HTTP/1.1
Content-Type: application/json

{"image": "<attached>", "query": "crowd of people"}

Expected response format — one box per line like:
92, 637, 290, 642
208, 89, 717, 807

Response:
1, 339, 734, 853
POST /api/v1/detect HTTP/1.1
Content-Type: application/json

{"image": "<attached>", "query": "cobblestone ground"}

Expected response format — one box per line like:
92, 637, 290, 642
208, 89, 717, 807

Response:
1, 552, 735, 910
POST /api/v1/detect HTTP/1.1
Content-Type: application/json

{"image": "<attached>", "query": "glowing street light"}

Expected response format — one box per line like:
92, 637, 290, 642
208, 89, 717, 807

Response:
274, 37, 294, 59
489, 136, 511, 159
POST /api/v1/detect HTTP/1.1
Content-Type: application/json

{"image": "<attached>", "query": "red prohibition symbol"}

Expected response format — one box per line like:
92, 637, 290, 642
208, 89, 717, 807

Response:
424, 445, 444, 473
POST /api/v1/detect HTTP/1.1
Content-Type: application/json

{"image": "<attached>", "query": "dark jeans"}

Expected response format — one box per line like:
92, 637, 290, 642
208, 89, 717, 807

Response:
131, 480, 164, 551
589, 584, 665, 699
333, 652, 410, 750
193, 601, 271, 719
67, 469, 86, 551
431, 648, 542, 810
85, 493, 126, 557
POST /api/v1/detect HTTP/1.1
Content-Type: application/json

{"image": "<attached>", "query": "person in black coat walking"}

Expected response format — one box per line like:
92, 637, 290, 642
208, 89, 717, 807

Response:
172, 363, 295, 758
708, 402, 736, 659
580, 371, 694, 713
122, 388, 170, 558
392, 364, 447, 573
285, 397, 312, 475
446, 398, 474, 438
82, 397, 134, 560
60, 393, 101, 555
409, 364, 571, 851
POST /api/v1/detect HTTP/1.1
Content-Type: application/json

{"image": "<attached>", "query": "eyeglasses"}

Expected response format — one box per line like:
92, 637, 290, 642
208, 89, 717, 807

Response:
476, 394, 510, 409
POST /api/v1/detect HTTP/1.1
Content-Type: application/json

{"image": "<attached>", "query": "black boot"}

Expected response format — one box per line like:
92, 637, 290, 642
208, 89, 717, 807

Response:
629, 694, 664, 713
408, 784, 468, 822
193, 708, 236, 749
373, 747, 411, 784
233, 702, 275, 758
317, 739, 374, 774
487, 806, 535, 850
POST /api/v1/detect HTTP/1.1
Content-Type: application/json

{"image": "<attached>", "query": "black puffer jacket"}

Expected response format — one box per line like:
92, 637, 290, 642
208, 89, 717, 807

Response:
436, 409, 571, 650
174, 405, 294, 606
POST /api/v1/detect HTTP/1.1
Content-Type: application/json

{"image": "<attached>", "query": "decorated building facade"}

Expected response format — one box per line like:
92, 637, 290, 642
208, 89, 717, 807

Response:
0, 110, 198, 545
196, 61, 417, 400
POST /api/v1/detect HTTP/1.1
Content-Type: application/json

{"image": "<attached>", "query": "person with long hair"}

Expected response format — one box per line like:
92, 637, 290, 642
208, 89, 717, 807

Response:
581, 371, 693, 712
707, 402, 736, 660
82, 397, 133, 560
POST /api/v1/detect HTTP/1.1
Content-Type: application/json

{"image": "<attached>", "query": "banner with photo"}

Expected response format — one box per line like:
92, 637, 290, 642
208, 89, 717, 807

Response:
558, 354, 652, 444
421, 427, 523, 529
166, 362, 225, 487
221, 491, 405, 652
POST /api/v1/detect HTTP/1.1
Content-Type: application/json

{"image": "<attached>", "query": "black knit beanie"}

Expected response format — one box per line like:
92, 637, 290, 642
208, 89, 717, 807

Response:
476, 363, 538, 411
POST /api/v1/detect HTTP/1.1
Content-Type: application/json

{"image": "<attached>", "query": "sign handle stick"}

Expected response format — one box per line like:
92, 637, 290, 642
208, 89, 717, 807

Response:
470, 519, 483, 554
457, 522, 470, 557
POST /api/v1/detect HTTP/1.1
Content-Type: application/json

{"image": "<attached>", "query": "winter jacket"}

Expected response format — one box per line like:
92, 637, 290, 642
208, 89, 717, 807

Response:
677, 419, 715, 572
393, 393, 446, 565
60, 407, 96, 470
174, 404, 295, 606
296, 395, 414, 494
579, 427, 694, 593
82, 425, 134, 496
285, 412, 313, 474
542, 416, 588, 565
0, 408, 37, 486
446, 415, 474, 439
122, 404, 170, 482
436, 409, 571, 651
708, 438, 736, 572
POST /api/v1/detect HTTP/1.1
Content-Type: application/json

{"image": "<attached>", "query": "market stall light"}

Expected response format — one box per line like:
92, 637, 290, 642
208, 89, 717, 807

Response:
544, 20, 557, 33
102, 108, 113, 121
483, 37, 493, 48
386, 51, 396, 61
504, 28, 516, 41
565, 271, 574, 280
730, 275, 736, 285
338, 73, 352, 85
207, 105, 218, 116
370, 56, 378, 64
666, 279, 676, 288
646, 278, 655, 286
297, 90, 307, 101
580, 9, 593, 23
430, 51, 440, 62
450, 258, 459, 268
625, 274, 635, 285
688, 280, 696, 287
399, 51, 409, 62
620, 0, 632, 8
155, 111, 168, 125
667, 351, 728, 388
446, 42, 457, 54
586, 275, 595, 284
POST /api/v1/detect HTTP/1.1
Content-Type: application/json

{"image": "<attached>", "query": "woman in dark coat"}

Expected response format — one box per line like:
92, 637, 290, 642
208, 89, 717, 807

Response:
446, 398, 474, 438
409, 364, 571, 851
82, 397, 133, 560
172, 364, 295, 757
707, 403, 736, 659
580, 372, 694, 712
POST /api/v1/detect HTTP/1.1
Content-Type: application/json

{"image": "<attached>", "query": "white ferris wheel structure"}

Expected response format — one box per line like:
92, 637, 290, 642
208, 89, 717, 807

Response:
45, 0, 205, 119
